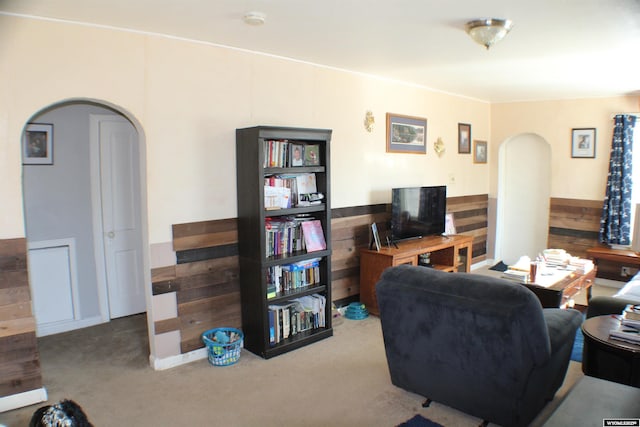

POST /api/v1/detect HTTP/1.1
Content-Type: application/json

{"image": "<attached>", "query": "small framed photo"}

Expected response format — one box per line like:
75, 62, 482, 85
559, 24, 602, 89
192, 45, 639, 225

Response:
370, 223, 381, 251
571, 128, 596, 158
473, 140, 487, 164
444, 213, 456, 236
304, 144, 320, 165
458, 123, 471, 153
23, 123, 53, 165
386, 113, 427, 154
290, 144, 304, 166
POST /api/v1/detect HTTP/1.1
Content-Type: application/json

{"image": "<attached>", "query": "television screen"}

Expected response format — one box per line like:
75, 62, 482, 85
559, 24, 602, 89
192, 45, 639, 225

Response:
391, 186, 446, 241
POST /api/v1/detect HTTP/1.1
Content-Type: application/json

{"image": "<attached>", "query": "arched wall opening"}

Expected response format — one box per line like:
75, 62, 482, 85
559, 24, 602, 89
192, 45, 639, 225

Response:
495, 133, 551, 265
20, 98, 154, 357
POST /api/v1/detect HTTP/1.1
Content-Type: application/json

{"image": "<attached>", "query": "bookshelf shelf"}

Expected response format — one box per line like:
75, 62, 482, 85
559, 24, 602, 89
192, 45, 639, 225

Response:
236, 126, 333, 359
265, 166, 325, 174
265, 204, 327, 216
265, 249, 331, 267
268, 284, 328, 304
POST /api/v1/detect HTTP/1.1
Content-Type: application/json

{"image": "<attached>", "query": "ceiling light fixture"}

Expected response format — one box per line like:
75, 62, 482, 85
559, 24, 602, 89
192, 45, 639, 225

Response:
465, 18, 513, 50
243, 11, 266, 26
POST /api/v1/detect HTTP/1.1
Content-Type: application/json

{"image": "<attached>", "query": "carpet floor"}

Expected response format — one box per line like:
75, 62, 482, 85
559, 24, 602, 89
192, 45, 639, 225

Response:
0, 314, 585, 427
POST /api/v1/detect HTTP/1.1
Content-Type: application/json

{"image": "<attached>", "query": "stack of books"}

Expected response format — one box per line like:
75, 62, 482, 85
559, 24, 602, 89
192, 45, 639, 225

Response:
609, 305, 640, 345
568, 257, 594, 273
542, 249, 571, 267
502, 269, 530, 283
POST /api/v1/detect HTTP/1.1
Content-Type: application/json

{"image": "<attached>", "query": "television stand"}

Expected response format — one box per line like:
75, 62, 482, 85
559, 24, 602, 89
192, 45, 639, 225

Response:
359, 234, 473, 315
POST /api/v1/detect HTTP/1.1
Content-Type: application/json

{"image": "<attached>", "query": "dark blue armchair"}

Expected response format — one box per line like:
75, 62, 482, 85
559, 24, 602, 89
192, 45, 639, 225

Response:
376, 265, 582, 427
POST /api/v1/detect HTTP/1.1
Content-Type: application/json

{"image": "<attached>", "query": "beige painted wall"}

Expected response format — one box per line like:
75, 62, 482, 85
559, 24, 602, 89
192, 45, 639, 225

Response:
2, 15, 637, 246
0, 15, 490, 244
490, 96, 640, 200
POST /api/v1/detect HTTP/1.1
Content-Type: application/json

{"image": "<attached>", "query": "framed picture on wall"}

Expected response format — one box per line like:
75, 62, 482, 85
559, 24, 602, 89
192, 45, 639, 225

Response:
23, 123, 53, 165
458, 123, 471, 153
386, 113, 427, 154
473, 140, 487, 164
571, 128, 596, 158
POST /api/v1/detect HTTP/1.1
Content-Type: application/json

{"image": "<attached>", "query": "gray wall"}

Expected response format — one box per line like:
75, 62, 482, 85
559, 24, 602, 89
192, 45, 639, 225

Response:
23, 102, 121, 320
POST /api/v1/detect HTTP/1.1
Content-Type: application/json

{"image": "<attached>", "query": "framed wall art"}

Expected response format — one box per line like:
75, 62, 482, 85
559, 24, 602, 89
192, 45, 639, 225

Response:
23, 123, 53, 165
386, 113, 427, 154
473, 140, 487, 164
458, 123, 471, 153
571, 128, 596, 158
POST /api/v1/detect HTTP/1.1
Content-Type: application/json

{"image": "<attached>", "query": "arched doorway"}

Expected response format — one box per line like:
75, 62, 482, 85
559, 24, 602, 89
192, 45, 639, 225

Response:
22, 99, 150, 337
495, 133, 551, 265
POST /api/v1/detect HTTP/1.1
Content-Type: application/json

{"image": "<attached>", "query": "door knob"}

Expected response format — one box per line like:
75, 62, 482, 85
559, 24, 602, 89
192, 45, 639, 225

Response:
107, 231, 115, 238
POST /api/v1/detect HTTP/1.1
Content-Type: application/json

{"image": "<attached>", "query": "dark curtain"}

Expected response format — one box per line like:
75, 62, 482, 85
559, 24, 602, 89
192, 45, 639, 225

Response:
599, 114, 637, 245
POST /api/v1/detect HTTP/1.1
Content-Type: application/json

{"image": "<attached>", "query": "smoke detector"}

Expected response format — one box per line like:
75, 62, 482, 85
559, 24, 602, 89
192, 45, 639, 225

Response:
243, 11, 266, 26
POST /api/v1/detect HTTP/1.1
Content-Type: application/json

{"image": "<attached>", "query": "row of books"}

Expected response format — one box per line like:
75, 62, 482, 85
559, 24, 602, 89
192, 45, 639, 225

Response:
265, 217, 326, 257
268, 294, 327, 345
267, 258, 321, 298
263, 139, 320, 168
264, 173, 320, 210
609, 304, 640, 345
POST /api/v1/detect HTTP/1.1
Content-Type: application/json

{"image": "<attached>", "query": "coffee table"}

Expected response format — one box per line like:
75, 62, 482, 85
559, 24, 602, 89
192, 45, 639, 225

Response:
521, 268, 596, 308
581, 315, 640, 387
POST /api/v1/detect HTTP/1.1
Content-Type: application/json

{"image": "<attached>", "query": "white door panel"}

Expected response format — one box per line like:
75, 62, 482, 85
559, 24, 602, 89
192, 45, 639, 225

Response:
98, 117, 145, 319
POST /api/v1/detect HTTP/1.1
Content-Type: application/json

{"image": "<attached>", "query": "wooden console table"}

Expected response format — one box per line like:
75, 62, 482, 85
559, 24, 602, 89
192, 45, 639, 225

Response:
587, 245, 640, 281
359, 234, 473, 315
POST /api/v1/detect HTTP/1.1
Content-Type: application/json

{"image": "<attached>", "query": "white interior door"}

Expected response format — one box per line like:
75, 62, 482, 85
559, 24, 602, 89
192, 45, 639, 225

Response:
496, 134, 551, 265
97, 116, 146, 318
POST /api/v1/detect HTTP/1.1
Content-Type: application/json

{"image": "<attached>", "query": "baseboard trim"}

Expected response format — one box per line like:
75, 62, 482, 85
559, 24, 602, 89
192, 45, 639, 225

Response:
149, 347, 208, 371
0, 387, 48, 413
36, 315, 104, 337
471, 260, 489, 271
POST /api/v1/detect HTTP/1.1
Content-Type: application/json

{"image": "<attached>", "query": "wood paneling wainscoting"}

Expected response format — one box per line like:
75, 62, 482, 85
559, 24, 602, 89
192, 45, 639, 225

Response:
0, 238, 43, 402
150, 195, 489, 355
548, 198, 602, 258
546, 198, 640, 282
331, 194, 489, 302
448, 194, 489, 265
152, 220, 241, 354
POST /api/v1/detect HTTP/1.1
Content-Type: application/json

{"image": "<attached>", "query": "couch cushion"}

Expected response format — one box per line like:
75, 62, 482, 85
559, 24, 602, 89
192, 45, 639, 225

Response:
614, 273, 640, 303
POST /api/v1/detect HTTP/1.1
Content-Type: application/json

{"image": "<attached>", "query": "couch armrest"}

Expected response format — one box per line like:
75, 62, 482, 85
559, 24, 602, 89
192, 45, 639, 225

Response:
586, 296, 633, 318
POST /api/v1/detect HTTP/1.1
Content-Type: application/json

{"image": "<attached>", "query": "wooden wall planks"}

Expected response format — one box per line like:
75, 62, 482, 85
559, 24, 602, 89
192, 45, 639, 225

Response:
151, 195, 490, 355
0, 238, 43, 398
447, 194, 488, 264
548, 197, 602, 258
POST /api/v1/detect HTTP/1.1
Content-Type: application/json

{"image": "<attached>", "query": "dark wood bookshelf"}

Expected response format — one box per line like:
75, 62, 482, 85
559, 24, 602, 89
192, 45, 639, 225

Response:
236, 125, 333, 358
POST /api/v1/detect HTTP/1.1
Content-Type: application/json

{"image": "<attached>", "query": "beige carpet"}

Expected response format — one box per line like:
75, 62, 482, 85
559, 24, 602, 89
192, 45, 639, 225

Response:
1, 308, 587, 427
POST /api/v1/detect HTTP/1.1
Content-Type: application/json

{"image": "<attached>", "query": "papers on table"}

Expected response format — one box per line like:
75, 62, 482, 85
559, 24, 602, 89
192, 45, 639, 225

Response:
502, 267, 571, 287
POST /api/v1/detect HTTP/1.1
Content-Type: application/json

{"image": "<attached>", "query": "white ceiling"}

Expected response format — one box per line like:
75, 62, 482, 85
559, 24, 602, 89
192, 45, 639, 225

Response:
2, 0, 640, 103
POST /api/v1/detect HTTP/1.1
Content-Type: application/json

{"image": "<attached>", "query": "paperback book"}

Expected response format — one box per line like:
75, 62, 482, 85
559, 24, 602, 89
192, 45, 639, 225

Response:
609, 322, 640, 345
301, 220, 326, 252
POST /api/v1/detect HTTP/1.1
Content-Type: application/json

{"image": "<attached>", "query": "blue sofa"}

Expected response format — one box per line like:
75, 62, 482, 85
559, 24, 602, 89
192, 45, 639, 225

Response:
586, 271, 640, 318
376, 265, 582, 427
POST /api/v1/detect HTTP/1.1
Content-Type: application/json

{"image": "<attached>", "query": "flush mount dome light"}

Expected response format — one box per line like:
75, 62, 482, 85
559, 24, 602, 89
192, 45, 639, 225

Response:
243, 11, 266, 26
465, 18, 513, 49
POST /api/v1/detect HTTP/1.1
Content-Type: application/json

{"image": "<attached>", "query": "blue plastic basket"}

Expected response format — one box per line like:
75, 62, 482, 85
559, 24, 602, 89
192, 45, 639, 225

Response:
201, 327, 244, 366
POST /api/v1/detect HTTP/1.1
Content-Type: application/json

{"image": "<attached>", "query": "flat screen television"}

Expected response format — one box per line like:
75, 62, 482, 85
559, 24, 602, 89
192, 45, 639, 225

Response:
391, 186, 446, 242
